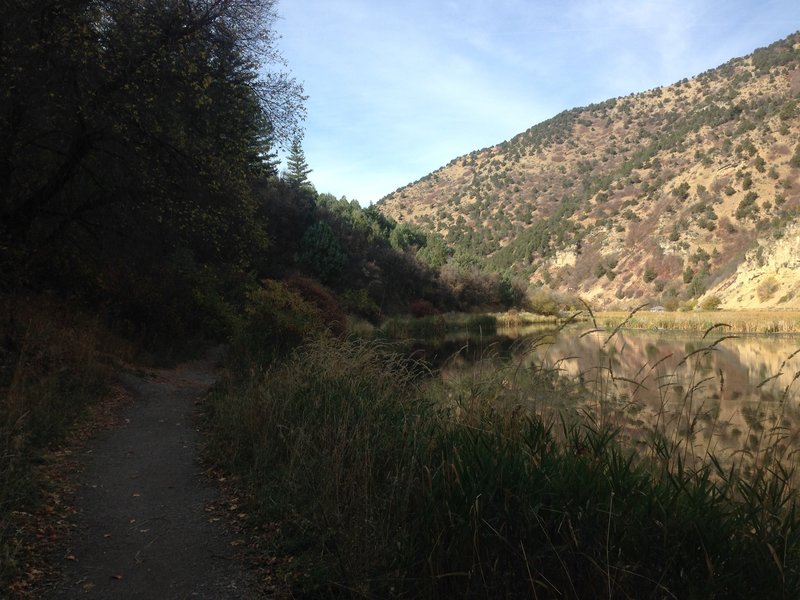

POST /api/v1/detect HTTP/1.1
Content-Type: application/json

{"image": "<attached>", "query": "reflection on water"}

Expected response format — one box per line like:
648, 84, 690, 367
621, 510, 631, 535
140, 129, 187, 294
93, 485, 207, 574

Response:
422, 324, 800, 464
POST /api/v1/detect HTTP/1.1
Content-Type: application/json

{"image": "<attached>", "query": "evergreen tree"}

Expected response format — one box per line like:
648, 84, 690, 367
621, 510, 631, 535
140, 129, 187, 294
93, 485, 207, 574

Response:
0, 0, 305, 336
286, 136, 313, 188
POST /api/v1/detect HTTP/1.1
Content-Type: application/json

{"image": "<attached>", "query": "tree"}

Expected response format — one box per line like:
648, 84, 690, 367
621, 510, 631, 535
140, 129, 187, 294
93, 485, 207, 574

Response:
389, 223, 426, 252
417, 233, 452, 270
285, 136, 313, 188
299, 221, 347, 282
0, 0, 305, 336
1, 0, 303, 257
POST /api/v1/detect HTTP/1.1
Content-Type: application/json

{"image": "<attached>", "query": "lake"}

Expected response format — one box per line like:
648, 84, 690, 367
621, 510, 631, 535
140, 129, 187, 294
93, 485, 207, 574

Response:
414, 323, 800, 468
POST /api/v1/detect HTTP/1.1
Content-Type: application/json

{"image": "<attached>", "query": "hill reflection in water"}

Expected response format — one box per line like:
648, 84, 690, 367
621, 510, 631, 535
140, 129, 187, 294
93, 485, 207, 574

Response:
425, 324, 800, 465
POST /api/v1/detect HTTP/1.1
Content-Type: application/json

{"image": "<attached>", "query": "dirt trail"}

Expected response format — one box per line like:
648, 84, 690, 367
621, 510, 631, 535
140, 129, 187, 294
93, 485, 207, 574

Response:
46, 348, 256, 599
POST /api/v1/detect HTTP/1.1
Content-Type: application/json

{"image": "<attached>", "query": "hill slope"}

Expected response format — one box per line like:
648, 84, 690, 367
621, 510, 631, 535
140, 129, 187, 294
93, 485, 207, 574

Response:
379, 33, 800, 310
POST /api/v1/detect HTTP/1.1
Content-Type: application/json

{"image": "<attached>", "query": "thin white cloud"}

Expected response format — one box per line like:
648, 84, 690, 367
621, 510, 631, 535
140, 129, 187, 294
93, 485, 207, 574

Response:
276, 0, 800, 204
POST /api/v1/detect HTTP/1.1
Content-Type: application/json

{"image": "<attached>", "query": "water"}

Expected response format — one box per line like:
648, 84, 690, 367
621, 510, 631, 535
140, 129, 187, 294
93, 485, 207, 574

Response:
421, 324, 800, 464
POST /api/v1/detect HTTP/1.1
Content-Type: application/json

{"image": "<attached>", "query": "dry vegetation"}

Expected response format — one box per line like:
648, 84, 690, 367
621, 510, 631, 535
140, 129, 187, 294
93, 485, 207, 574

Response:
380, 33, 800, 311
597, 309, 800, 334
0, 296, 132, 590
204, 329, 800, 598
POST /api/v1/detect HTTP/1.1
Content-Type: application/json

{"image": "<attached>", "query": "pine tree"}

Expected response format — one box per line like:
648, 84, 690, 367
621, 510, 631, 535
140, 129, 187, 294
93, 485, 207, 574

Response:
286, 136, 312, 188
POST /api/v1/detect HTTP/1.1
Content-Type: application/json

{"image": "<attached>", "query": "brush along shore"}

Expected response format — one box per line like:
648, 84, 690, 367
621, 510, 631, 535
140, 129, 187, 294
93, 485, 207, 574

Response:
598, 309, 800, 334
204, 330, 800, 599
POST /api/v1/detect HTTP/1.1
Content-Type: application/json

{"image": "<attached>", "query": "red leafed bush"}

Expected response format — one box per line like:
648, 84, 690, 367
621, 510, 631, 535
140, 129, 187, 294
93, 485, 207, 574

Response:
409, 299, 439, 318
285, 275, 347, 337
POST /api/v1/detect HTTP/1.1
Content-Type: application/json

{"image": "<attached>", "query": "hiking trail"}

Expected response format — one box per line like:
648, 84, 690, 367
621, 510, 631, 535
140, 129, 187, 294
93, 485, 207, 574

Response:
46, 348, 256, 599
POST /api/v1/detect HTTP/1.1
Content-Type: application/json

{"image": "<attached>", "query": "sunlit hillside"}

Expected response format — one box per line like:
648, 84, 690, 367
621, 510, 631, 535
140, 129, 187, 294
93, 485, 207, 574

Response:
379, 33, 800, 310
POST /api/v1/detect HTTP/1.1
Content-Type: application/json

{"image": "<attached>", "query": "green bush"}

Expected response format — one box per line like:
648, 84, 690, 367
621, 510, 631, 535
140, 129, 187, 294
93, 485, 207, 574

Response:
339, 288, 381, 321
229, 279, 323, 367
736, 191, 760, 221
298, 221, 347, 282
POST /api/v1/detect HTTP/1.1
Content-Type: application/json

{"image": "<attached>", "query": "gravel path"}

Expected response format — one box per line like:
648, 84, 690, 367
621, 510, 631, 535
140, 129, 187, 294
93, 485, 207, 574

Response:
47, 348, 256, 599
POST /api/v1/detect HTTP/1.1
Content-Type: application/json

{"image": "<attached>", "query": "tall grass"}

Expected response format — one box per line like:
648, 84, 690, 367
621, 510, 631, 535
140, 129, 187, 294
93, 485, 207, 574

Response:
205, 337, 432, 595
0, 295, 123, 587
599, 309, 800, 334
205, 329, 800, 598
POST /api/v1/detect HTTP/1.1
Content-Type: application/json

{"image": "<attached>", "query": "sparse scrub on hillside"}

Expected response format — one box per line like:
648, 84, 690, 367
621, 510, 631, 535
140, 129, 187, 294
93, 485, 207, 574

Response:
757, 276, 781, 303
378, 30, 800, 310
790, 143, 800, 168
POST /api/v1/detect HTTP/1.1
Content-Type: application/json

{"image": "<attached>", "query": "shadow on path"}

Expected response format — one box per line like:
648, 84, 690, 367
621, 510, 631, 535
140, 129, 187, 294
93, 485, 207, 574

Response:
47, 348, 255, 599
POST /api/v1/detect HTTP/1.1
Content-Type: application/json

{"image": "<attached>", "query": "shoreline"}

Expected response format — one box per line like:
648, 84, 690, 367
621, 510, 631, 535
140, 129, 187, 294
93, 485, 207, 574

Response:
593, 309, 800, 335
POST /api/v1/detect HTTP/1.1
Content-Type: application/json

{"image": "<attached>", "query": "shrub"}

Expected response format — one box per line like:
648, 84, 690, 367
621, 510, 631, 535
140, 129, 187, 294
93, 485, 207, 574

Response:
736, 191, 760, 221
285, 275, 347, 337
672, 181, 690, 200
699, 294, 722, 311
663, 296, 679, 311
643, 265, 657, 283
790, 143, 800, 168
409, 299, 439, 317
440, 265, 502, 309
230, 279, 323, 366
757, 276, 780, 303
339, 288, 381, 321
298, 221, 347, 282
528, 288, 560, 316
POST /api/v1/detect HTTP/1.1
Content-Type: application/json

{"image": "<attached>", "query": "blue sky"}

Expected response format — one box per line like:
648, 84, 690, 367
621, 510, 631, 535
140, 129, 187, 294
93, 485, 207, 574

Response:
274, 1, 800, 206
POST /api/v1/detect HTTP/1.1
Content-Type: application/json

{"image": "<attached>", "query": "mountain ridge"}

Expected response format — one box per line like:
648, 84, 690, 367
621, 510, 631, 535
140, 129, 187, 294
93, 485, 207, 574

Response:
378, 32, 800, 310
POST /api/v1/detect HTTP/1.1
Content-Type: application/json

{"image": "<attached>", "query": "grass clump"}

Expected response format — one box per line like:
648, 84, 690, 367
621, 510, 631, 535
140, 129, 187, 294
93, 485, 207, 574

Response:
599, 309, 800, 334
205, 334, 800, 598
205, 336, 430, 594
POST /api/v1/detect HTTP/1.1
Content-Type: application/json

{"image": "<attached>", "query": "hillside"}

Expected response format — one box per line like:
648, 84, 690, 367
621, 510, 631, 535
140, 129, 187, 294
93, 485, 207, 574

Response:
379, 33, 800, 310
